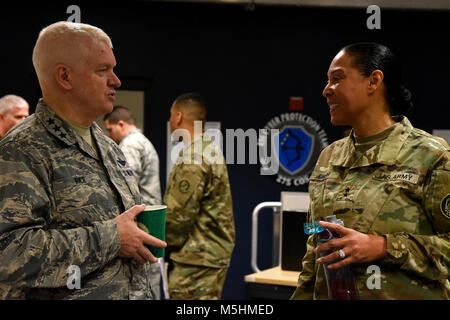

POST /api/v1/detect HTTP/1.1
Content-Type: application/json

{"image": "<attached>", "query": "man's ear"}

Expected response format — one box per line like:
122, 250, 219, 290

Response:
54, 64, 73, 90
368, 70, 384, 94
117, 120, 126, 129
176, 110, 183, 126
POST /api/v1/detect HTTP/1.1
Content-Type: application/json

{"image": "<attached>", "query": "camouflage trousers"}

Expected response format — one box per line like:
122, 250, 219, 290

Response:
168, 261, 228, 300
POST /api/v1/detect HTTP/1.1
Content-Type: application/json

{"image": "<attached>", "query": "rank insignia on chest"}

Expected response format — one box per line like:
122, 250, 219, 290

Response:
336, 186, 356, 202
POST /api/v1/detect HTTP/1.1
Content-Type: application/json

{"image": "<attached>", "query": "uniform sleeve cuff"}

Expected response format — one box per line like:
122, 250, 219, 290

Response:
93, 219, 121, 265
381, 234, 409, 265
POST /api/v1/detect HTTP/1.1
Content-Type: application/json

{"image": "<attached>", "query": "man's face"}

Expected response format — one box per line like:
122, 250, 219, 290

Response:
322, 50, 370, 127
0, 106, 29, 135
104, 119, 123, 144
70, 39, 121, 120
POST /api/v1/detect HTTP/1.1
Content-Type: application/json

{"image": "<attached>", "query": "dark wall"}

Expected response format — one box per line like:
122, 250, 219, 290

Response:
1, 2, 449, 299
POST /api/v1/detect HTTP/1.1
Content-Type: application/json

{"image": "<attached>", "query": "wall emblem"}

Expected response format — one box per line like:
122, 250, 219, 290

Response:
259, 112, 329, 186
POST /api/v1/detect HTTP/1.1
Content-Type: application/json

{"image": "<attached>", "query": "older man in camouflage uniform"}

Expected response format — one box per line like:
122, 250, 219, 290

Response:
0, 94, 29, 138
0, 21, 165, 299
165, 93, 235, 300
104, 106, 162, 299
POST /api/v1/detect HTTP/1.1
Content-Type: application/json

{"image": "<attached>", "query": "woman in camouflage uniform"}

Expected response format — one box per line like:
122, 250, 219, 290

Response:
291, 42, 449, 300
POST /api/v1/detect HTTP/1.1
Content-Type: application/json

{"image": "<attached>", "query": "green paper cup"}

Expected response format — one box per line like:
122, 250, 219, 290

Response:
136, 205, 166, 258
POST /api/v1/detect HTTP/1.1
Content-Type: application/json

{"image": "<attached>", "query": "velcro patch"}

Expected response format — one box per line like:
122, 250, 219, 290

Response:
373, 172, 419, 184
440, 194, 450, 219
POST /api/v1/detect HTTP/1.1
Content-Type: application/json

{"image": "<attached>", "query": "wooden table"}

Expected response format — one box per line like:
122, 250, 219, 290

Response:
244, 266, 300, 300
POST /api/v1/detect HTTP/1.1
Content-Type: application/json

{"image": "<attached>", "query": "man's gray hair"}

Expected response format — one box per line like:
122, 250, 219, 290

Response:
0, 95, 29, 114
32, 21, 113, 89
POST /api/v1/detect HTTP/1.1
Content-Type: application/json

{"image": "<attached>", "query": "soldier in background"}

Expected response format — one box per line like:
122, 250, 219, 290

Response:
291, 42, 449, 300
0, 21, 165, 299
0, 94, 29, 138
104, 105, 162, 299
165, 93, 235, 300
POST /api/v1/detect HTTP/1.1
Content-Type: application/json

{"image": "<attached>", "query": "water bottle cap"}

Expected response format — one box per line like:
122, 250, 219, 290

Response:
326, 215, 337, 223
326, 215, 344, 226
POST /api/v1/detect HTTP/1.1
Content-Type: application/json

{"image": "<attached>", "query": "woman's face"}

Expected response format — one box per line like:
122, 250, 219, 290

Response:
322, 50, 371, 127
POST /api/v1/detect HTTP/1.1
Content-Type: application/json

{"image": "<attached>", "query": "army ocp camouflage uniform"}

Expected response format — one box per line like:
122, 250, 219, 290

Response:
0, 100, 153, 300
164, 134, 235, 300
291, 116, 450, 300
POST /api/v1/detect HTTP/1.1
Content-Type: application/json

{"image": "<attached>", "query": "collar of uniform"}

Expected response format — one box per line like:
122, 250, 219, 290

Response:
126, 128, 141, 137
177, 133, 209, 162
179, 133, 202, 150
91, 121, 117, 161
36, 99, 78, 147
129, 128, 141, 135
120, 128, 141, 146
189, 133, 206, 146
36, 99, 110, 160
330, 115, 411, 168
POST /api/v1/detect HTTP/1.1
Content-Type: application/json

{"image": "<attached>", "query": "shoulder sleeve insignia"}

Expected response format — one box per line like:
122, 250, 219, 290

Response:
178, 179, 190, 193
440, 194, 450, 219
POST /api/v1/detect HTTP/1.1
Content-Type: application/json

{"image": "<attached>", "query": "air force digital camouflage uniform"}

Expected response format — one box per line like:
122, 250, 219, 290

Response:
291, 116, 450, 300
119, 128, 162, 299
119, 129, 162, 205
164, 134, 235, 299
0, 100, 153, 300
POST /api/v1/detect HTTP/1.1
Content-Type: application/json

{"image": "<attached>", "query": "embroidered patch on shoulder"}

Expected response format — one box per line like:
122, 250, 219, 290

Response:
178, 180, 190, 193
440, 194, 450, 219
